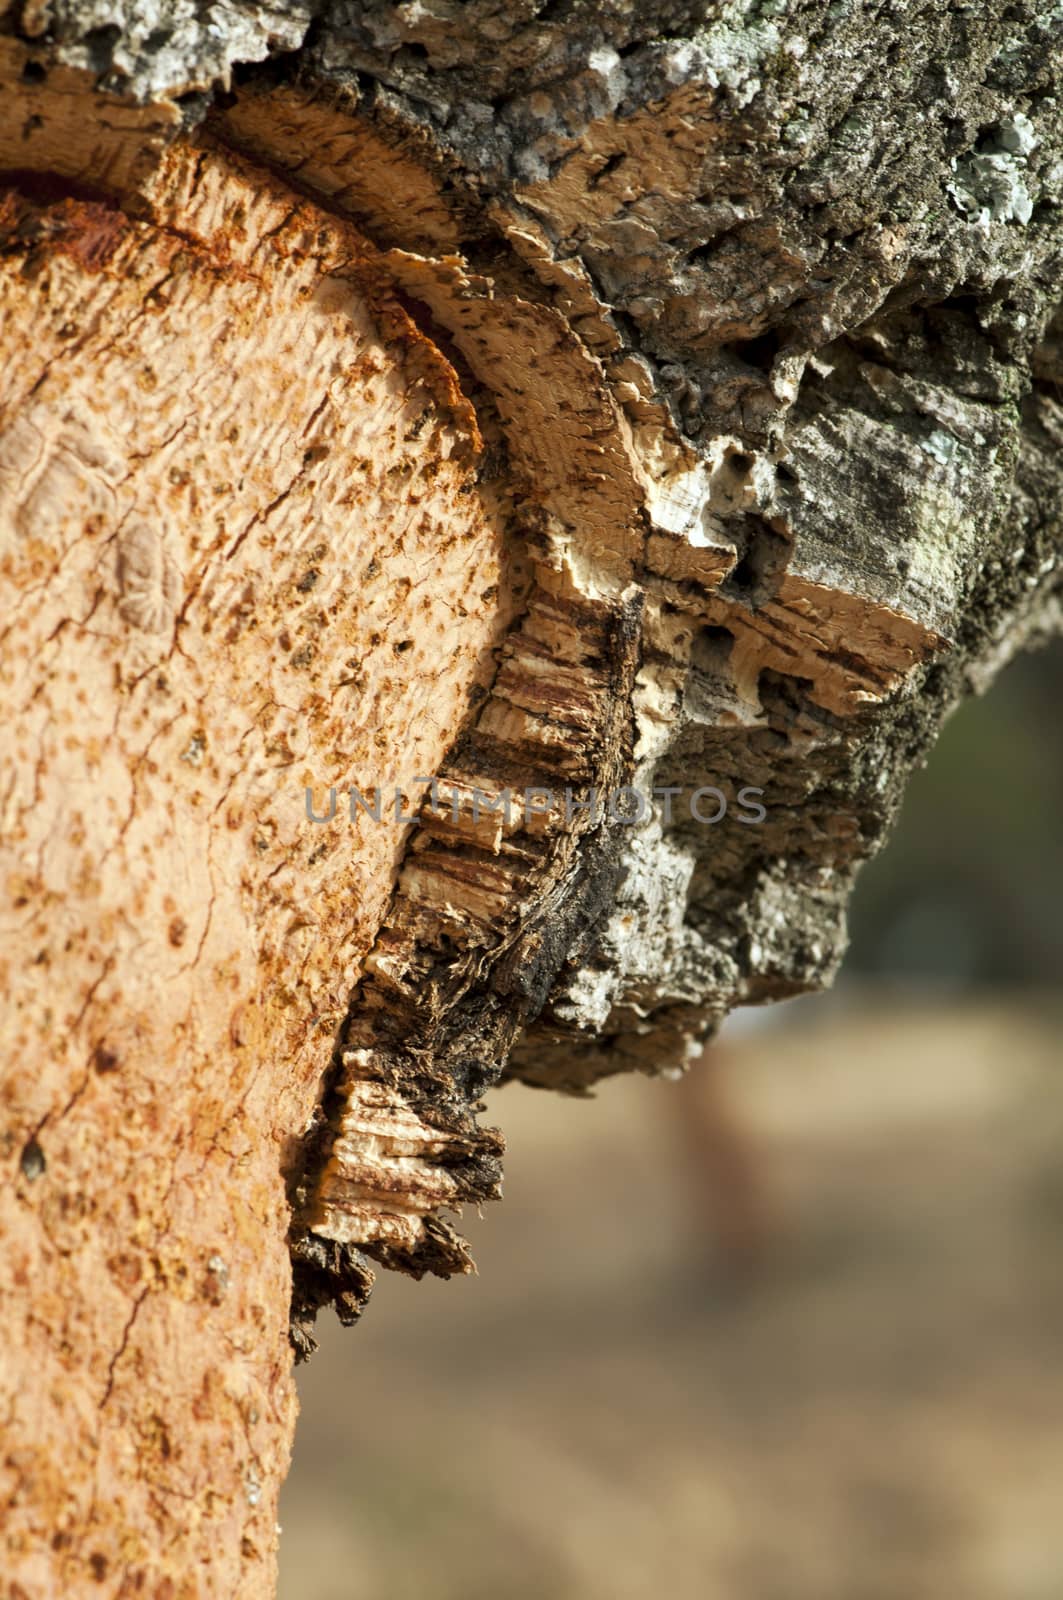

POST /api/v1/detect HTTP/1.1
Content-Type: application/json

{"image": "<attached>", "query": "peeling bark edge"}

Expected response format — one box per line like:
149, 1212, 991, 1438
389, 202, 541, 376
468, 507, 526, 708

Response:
288, 587, 646, 1348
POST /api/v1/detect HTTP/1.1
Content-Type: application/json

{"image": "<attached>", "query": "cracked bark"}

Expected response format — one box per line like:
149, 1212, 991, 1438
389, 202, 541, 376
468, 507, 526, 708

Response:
1, 4, 1062, 1596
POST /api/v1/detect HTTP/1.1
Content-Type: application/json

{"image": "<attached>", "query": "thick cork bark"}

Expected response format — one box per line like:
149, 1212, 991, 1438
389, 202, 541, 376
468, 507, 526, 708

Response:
1, 5, 1062, 1596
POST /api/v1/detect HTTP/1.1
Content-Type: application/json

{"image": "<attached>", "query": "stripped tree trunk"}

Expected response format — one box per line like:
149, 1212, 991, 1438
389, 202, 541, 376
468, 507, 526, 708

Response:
1, 3, 1061, 1594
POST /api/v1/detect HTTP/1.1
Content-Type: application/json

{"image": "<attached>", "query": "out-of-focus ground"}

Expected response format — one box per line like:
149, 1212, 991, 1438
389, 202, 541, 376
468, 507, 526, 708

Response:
280, 640, 1063, 1600
281, 993, 1063, 1600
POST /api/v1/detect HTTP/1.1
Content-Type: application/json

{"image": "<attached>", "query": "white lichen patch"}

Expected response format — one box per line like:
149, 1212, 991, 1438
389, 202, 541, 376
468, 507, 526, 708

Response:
675, 8, 783, 108
921, 429, 959, 466
947, 115, 1039, 232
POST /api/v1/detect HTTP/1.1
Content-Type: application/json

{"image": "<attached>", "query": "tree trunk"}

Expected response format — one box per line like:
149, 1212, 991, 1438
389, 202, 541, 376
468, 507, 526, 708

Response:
1, 4, 1061, 1595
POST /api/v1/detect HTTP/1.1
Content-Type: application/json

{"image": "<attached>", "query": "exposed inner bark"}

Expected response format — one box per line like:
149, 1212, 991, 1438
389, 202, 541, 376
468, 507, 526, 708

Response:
0, 123, 524, 1595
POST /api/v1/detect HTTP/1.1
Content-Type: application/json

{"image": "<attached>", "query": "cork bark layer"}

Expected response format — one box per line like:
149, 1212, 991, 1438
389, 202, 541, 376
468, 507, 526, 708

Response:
1, 5, 1062, 1597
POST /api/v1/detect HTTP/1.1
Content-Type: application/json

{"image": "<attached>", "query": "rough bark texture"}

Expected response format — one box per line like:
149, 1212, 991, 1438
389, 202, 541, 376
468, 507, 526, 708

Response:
2, 3, 1062, 1596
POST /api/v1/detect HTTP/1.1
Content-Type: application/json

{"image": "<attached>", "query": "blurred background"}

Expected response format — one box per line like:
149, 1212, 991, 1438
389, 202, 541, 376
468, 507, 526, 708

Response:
280, 637, 1063, 1600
